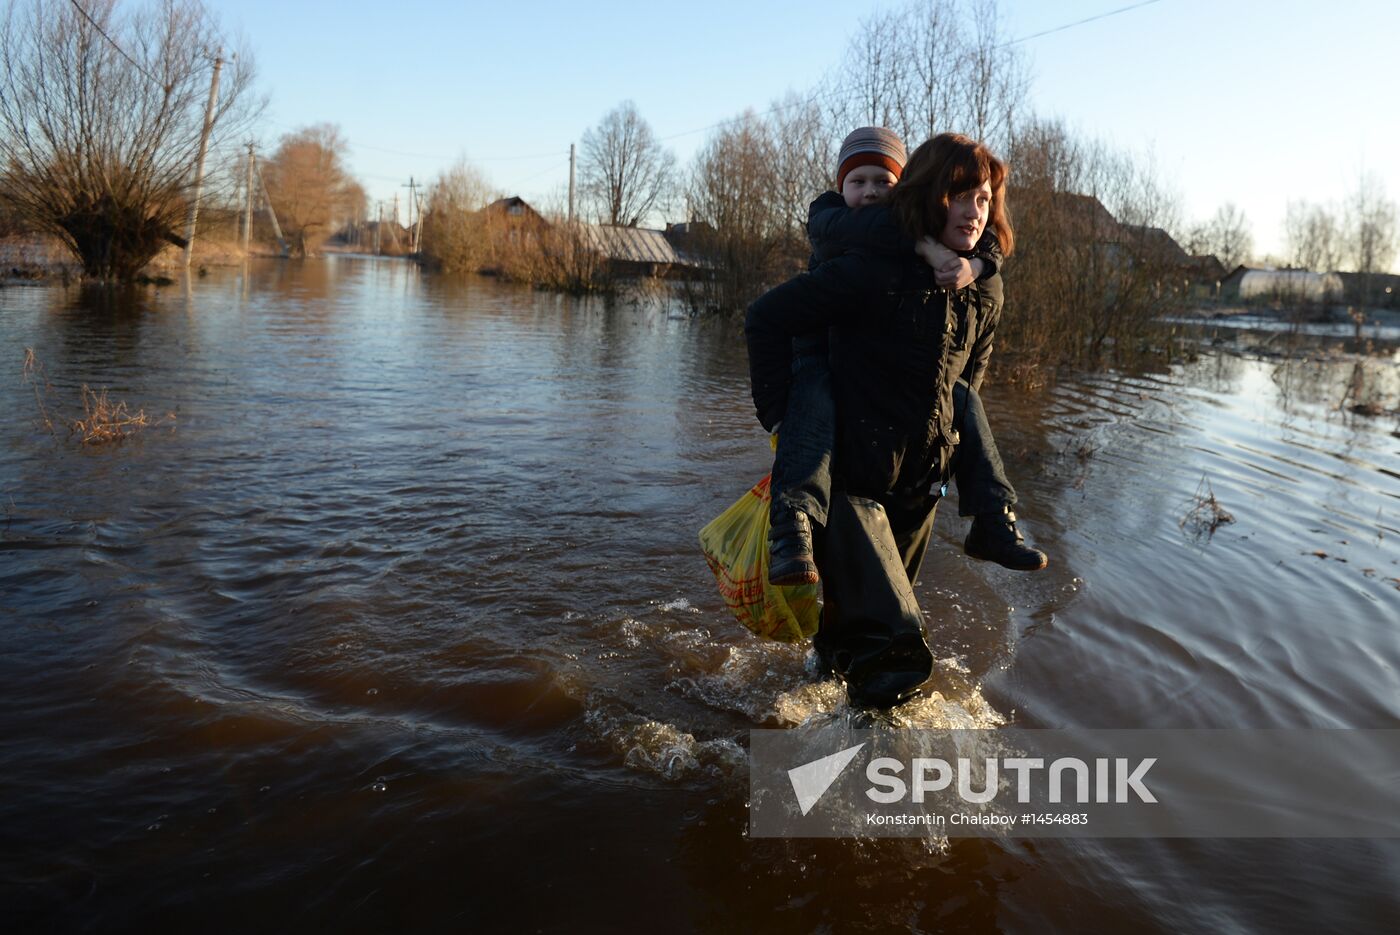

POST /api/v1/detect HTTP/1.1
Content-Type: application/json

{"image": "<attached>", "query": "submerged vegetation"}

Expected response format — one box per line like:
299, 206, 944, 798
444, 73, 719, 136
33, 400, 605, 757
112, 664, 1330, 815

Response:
22, 348, 173, 445
1180, 475, 1235, 540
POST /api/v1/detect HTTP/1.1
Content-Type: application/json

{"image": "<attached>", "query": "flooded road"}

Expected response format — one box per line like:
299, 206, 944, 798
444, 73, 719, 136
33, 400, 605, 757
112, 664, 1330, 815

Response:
2, 257, 1397, 932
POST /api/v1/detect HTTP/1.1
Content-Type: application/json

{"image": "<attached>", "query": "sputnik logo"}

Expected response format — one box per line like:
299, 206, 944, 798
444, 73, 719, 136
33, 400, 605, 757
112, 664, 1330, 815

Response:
787, 742, 866, 816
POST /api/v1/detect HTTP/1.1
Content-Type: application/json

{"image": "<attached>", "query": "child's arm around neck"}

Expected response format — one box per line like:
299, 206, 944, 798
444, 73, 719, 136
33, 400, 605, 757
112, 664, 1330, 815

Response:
806, 192, 910, 270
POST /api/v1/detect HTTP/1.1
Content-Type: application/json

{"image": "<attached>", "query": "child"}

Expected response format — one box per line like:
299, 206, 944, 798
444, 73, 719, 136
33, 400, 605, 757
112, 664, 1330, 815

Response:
766, 126, 1046, 586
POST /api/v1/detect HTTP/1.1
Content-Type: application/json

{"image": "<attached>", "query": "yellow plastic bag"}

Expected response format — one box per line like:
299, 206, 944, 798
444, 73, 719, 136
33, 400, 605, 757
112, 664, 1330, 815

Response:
699, 474, 820, 643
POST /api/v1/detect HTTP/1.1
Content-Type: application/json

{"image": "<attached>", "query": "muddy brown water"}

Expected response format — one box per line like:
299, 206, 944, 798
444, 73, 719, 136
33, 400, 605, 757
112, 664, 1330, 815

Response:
2, 257, 1397, 933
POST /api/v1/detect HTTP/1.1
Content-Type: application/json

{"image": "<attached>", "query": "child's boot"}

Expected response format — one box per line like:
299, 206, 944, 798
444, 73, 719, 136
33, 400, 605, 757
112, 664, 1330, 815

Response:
769, 502, 819, 586
965, 505, 1047, 571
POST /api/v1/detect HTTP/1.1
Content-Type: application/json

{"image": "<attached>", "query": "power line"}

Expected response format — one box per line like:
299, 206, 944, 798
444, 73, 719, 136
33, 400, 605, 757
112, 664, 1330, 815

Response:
260, 120, 565, 162
652, 1, 1166, 144
655, 84, 843, 144
502, 158, 571, 192
66, 0, 164, 87
999, 0, 1163, 48
348, 139, 566, 162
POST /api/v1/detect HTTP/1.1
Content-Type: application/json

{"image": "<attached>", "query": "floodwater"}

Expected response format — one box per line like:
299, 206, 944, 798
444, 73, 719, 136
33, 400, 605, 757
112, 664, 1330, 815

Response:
2, 257, 1397, 933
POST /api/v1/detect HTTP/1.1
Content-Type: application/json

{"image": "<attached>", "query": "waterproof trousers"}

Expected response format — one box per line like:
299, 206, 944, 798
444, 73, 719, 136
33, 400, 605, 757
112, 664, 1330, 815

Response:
811, 491, 940, 709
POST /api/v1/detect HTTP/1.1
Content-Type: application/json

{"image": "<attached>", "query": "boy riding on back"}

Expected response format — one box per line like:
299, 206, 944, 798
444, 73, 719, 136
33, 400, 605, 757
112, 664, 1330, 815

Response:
766, 126, 1047, 587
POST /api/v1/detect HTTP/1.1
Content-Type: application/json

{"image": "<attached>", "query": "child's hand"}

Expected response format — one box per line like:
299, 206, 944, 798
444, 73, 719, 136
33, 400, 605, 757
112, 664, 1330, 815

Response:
917, 237, 978, 290
936, 257, 976, 290
915, 236, 956, 268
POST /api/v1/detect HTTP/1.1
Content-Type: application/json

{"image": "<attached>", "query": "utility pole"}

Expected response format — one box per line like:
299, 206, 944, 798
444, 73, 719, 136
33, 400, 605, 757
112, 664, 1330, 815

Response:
253, 159, 287, 255
242, 142, 254, 254
402, 177, 419, 254
413, 192, 426, 254
183, 50, 224, 268
375, 202, 383, 255
568, 143, 576, 222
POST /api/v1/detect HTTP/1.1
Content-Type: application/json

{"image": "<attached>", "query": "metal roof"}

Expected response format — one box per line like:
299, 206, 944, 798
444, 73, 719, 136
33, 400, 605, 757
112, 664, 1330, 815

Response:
1234, 269, 1343, 300
580, 225, 680, 265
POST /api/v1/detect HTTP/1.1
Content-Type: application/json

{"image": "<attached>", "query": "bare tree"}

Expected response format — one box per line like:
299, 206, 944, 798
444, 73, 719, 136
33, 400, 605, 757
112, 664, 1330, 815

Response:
962, 0, 1029, 148
0, 0, 261, 280
687, 112, 790, 311
1004, 118, 1188, 369
838, 7, 907, 130
1178, 221, 1211, 258
1203, 203, 1254, 270
260, 124, 361, 257
1344, 172, 1397, 278
906, 0, 964, 140
828, 0, 1028, 148
767, 92, 834, 242
1283, 200, 1342, 272
579, 101, 675, 227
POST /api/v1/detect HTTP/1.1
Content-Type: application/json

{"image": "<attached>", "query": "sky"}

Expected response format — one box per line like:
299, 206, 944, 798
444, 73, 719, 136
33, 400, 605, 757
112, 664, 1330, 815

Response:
206, 0, 1400, 262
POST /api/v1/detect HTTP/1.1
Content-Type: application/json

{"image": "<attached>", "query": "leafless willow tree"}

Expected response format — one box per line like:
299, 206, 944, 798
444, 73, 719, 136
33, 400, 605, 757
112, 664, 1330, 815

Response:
579, 101, 675, 227
0, 0, 261, 279
260, 124, 362, 257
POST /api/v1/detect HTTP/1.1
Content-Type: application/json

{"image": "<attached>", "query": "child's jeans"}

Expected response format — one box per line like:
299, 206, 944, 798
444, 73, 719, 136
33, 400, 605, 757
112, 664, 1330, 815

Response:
770, 335, 1018, 532
949, 380, 1018, 516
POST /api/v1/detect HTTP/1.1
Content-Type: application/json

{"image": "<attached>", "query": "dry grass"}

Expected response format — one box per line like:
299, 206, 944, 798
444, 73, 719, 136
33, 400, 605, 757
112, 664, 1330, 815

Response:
1180, 475, 1235, 539
21, 347, 55, 434
22, 348, 173, 445
71, 384, 154, 444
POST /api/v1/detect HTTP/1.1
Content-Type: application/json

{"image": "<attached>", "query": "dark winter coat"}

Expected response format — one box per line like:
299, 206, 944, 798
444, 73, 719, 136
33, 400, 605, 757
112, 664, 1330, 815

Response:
745, 243, 1001, 502
800, 190, 1003, 394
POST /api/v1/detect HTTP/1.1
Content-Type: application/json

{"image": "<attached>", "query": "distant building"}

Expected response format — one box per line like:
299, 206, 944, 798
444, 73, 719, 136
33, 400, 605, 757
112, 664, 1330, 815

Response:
483, 196, 548, 242
1044, 192, 1217, 300
1219, 266, 1343, 303
1185, 254, 1227, 284
1050, 192, 1120, 241
476, 198, 706, 278
663, 221, 718, 269
1119, 224, 1191, 267
1336, 271, 1400, 309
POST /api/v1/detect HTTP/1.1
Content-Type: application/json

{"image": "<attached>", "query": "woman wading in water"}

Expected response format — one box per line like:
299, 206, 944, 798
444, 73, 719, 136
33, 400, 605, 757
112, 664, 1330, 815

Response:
746, 133, 1017, 709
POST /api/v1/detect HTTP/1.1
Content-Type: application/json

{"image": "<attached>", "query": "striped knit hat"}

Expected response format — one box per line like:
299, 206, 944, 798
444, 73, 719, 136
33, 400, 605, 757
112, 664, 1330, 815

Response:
835, 126, 907, 190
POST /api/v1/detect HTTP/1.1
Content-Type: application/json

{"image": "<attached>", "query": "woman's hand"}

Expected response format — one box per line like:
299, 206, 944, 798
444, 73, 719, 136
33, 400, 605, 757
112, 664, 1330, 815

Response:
915, 237, 978, 290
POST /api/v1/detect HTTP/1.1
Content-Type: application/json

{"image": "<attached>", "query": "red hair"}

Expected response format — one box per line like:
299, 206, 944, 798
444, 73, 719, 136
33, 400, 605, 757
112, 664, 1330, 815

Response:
887, 133, 1014, 256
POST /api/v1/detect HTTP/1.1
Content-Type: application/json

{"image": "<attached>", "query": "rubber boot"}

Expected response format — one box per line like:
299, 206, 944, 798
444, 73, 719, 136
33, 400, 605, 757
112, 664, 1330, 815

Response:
815, 494, 934, 709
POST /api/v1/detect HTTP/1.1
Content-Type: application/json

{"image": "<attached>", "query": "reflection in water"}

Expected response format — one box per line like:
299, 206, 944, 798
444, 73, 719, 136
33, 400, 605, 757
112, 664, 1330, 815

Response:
1, 257, 1396, 931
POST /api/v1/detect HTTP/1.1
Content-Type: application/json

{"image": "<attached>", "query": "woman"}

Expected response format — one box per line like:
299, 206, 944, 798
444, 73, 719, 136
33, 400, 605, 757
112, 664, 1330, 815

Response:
745, 133, 1015, 709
